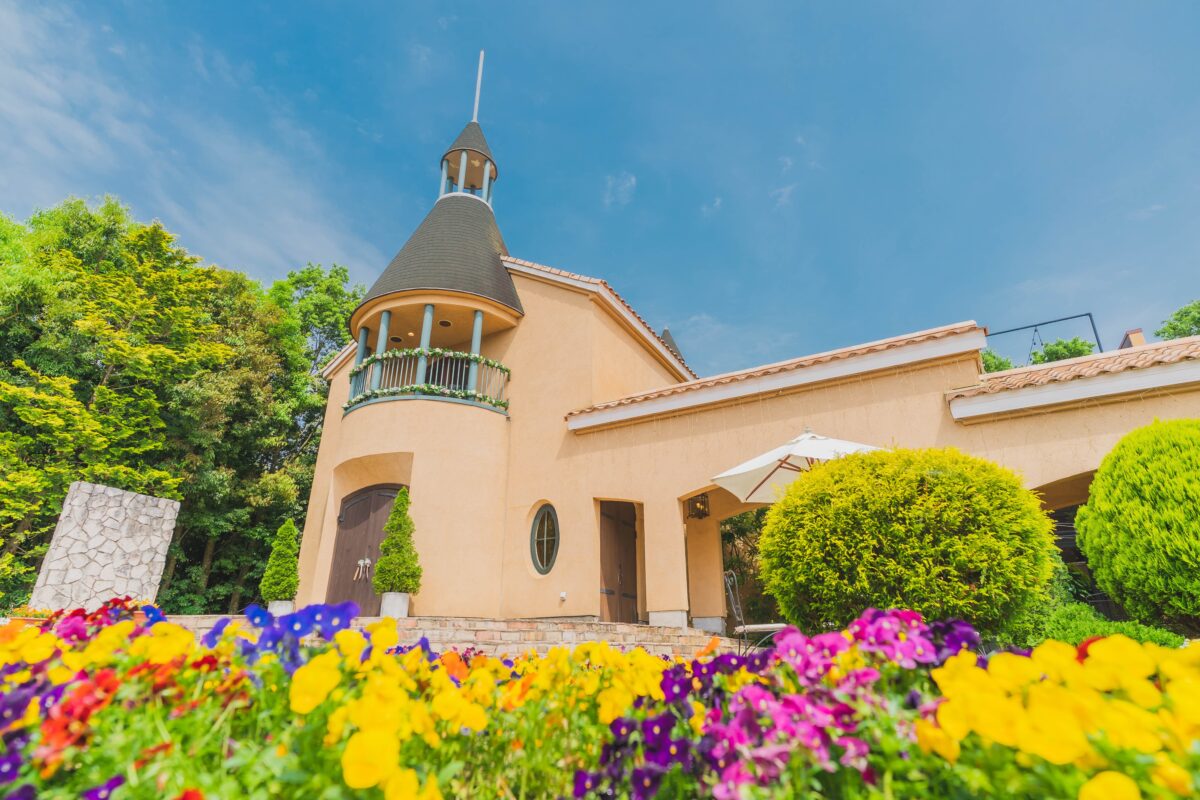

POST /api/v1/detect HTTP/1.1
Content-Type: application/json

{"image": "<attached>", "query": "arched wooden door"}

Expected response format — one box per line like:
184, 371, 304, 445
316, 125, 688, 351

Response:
325, 484, 403, 616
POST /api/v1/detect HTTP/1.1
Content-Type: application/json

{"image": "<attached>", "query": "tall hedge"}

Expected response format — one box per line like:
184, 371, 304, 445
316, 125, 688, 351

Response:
758, 448, 1057, 640
1076, 419, 1200, 631
373, 488, 422, 595
259, 519, 300, 603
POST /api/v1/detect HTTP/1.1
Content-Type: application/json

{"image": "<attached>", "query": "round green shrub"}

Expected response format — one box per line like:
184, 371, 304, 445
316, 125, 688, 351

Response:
373, 488, 422, 595
1042, 601, 1185, 648
1075, 418, 1200, 631
259, 519, 300, 603
758, 448, 1057, 640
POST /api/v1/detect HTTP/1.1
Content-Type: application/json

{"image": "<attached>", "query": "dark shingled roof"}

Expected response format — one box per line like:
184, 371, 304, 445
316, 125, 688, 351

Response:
660, 327, 684, 361
360, 194, 523, 314
443, 121, 494, 164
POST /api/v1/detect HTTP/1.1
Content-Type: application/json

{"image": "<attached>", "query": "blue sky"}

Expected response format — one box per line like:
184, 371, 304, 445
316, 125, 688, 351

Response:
2, 2, 1197, 376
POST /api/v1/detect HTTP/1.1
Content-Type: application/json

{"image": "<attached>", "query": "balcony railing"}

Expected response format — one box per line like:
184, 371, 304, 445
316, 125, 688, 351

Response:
345, 348, 510, 413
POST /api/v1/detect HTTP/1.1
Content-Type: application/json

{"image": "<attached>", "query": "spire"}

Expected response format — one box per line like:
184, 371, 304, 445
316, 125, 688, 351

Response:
356, 53, 522, 318
472, 50, 484, 122
438, 52, 498, 203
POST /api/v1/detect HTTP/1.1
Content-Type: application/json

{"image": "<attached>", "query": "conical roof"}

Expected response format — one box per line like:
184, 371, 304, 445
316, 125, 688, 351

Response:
360, 194, 522, 314
443, 121, 494, 164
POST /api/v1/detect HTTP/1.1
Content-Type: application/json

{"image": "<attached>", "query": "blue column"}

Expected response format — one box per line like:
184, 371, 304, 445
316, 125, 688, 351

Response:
354, 326, 370, 366
439, 159, 448, 198
468, 310, 484, 392
481, 161, 492, 205
415, 304, 435, 384
370, 310, 391, 391
457, 151, 469, 193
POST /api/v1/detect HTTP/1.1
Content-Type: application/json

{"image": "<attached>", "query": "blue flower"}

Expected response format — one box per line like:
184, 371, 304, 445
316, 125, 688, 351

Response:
4, 784, 35, 800
200, 618, 231, 649
245, 604, 273, 628
279, 609, 316, 638
82, 775, 124, 800
0, 752, 19, 784
573, 770, 601, 797
316, 602, 358, 638
140, 605, 166, 625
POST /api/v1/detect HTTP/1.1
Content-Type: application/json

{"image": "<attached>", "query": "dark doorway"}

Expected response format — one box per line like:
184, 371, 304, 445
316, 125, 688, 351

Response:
325, 484, 403, 616
599, 501, 639, 623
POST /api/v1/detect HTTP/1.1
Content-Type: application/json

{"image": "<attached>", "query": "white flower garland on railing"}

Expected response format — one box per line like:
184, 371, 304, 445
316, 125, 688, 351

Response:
344, 384, 510, 412
348, 347, 511, 379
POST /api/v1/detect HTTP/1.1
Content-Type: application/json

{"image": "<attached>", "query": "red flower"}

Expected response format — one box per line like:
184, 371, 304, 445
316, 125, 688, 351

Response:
174, 790, 203, 800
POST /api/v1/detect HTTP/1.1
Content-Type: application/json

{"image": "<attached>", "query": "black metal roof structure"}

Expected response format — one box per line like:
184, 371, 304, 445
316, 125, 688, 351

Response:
442, 121, 494, 164
360, 193, 522, 314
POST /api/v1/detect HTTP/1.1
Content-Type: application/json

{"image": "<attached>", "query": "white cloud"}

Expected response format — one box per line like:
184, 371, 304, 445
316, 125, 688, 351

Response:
770, 183, 797, 207
778, 155, 793, 173
795, 135, 807, 146
408, 44, 433, 77
0, 1, 384, 281
603, 171, 637, 207
701, 196, 723, 217
1128, 203, 1166, 221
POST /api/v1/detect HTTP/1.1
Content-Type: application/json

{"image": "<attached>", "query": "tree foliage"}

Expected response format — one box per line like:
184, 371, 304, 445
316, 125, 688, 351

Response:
373, 488, 422, 595
1076, 419, 1200, 632
259, 519, 301, 602
1030, 337, 1095, 364
0, 197, 363, 612
720, 509, 777, 625
757, 448, 1057, 641
1156, 300, 1200, 340
980, 349, 1014, 373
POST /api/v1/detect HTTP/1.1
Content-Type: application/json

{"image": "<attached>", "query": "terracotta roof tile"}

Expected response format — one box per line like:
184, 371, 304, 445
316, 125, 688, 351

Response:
502, 256, 697, 378
947, 336, 1200, 400
568, 320, 982, 417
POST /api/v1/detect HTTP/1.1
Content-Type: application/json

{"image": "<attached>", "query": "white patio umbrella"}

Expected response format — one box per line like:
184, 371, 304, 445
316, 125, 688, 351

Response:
712, 430, 882, 504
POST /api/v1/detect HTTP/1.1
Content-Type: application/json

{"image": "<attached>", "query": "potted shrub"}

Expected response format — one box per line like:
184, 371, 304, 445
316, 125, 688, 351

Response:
373, 488, 422, 618
259, 519, 301, 615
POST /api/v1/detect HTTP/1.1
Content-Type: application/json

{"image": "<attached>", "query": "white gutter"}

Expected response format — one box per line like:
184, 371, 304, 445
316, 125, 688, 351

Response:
569, 329, 988, 432
949, 359, 1200, 421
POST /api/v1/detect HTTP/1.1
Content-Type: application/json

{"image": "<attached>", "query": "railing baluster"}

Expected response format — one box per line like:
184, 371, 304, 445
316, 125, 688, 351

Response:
349, 349, 508, 411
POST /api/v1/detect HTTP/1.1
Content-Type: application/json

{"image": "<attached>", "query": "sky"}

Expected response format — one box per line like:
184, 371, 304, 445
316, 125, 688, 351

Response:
1, 2, 1198, 377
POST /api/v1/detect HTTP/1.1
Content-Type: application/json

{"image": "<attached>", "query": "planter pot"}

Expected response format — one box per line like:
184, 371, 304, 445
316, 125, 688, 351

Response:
380, 592, 410, 618
268, 600, 294, 616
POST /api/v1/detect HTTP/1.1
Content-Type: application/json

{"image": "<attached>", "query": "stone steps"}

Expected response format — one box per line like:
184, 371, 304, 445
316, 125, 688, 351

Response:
168, 614, 743, 657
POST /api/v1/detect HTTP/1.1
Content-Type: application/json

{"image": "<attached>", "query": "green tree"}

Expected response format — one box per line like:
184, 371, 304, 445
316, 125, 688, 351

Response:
980, 349, 1014, 373
373, 488, 422, 595
1076, 419, 1200, 632
1030, 337, 1095, 364
757, 448, 1057, 642
0, 197, 360, 612
259, 519, 301, 603
1157, 300, 1200, 340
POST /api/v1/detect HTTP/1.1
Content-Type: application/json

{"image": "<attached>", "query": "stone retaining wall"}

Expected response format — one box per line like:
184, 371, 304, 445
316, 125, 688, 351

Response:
169, 614, 746, 656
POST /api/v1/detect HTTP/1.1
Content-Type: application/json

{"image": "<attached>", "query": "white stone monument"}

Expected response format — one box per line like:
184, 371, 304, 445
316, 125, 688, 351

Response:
29, 482, 179, 611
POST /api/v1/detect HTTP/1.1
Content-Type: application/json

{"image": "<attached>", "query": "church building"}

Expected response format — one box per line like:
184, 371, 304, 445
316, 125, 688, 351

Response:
295, 63, 1200, 631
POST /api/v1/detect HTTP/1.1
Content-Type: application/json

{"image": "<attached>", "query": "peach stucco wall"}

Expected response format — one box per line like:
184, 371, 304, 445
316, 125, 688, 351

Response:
298, 270, 1200, 624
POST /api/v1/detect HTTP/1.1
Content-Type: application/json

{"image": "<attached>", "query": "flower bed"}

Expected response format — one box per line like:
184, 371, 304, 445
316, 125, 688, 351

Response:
0, 600, 1195, 798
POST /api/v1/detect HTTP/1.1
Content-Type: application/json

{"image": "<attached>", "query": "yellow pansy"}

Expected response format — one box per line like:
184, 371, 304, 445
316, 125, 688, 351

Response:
1151, 756, 1193, 796
915, 718, 960, 763
1079, 770, 1141, 800
366, 619, 399, 653
128, 622, 193, 664
987, 652, 1043, 692
342, 729, 399, 789
289, 651, 342, 714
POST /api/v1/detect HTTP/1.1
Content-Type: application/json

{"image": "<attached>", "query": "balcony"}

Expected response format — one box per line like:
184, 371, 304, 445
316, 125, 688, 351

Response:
345, 348, 510, 414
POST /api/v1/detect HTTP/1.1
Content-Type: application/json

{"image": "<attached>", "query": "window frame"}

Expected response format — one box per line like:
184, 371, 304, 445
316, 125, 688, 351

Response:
529, 503, 560, 575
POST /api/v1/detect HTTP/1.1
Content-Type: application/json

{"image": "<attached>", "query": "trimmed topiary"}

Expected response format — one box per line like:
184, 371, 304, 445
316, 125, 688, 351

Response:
1076, 418, 1200, 631
758, 447, 1057, 641
373, 487, 422, 595
1042, 601, 1185, 648
259, 519, 300, 603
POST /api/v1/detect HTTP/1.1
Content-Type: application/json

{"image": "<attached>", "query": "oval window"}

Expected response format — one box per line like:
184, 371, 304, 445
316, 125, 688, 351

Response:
530, 504, 559, 574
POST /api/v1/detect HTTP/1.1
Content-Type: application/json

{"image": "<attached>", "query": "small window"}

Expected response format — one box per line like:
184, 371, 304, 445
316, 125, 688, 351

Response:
530, 504, 559, 574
